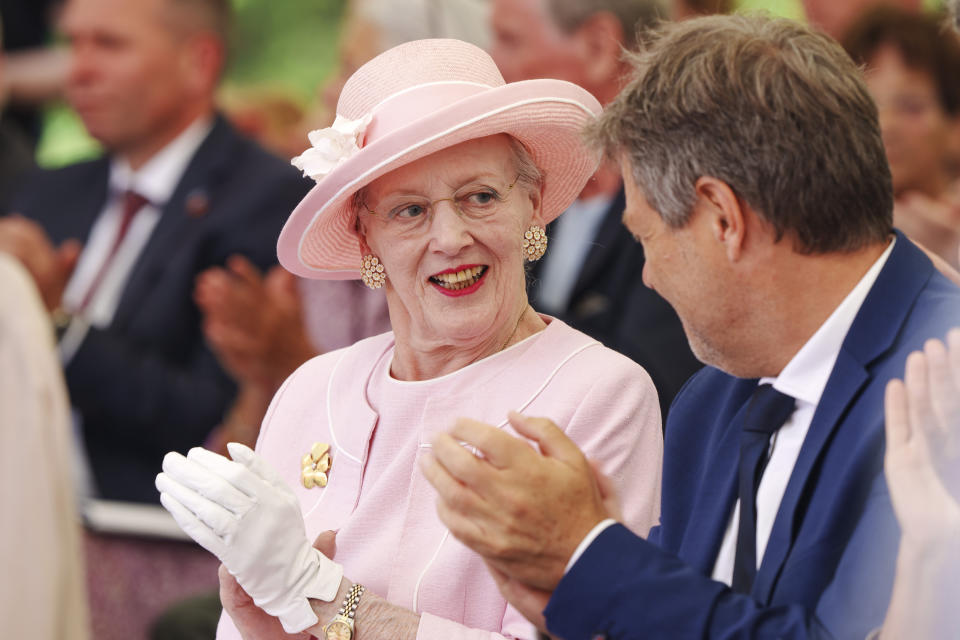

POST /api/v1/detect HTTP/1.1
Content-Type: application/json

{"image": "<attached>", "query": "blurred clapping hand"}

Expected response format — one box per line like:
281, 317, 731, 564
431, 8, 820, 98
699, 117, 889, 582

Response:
881, 329, 960, 639
195, 255, 318, 452
0, 215, 81, 312
195, 255, 316, 390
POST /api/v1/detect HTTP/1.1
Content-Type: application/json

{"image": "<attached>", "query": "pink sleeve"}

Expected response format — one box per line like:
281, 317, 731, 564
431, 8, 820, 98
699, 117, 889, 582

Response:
560, 350, 663, 538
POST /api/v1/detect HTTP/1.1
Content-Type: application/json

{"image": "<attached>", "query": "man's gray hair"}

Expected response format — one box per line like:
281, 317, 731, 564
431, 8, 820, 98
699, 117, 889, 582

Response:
546, 0, 666, 49
588, 14, 893, 254
951, 0, 960, 31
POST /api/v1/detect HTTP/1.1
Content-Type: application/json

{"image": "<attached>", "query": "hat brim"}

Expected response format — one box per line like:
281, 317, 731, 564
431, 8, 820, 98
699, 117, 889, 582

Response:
278, 78, 602, 279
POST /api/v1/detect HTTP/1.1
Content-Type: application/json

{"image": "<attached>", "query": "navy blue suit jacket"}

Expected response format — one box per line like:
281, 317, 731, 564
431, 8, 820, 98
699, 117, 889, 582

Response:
528, 188, 701, 418
8, 116, 311, 503
545, 233, 960, 639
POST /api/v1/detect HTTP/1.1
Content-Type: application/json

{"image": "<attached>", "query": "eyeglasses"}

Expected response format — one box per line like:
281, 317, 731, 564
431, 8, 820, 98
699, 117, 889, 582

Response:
362, 175, 520, 235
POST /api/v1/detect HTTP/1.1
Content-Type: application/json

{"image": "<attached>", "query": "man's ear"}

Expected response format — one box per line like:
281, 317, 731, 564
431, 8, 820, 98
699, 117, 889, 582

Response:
573, 12, 625, 87
694, 176, 745, 262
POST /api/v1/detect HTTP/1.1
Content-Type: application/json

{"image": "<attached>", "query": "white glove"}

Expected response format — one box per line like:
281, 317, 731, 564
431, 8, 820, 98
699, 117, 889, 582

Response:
155, 442, 343, 633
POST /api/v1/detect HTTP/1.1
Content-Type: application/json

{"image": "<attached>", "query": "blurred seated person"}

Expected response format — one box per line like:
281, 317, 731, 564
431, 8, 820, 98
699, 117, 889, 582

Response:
0, 0, 309, 503
0, 250, 88, 640
197, 0, 488, 454
844, 6, 960, 267
881, 329, 960, 638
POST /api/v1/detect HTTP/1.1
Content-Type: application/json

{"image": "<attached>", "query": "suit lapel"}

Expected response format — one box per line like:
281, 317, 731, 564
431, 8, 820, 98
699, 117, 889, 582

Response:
753, 232, 934, 602
112, 117, 238, 328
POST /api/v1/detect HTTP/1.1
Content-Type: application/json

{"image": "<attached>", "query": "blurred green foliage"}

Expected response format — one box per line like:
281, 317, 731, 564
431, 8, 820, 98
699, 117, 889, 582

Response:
227, 0, 346, 100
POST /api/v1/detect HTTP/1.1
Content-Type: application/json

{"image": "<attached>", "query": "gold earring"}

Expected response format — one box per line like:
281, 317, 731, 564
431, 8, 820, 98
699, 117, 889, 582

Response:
360, 255, 386, 289
522, 225, 547, 261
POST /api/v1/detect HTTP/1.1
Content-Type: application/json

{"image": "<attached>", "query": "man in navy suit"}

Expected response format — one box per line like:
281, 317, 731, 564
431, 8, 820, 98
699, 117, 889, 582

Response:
0, 0, 309, 503
423, 14, 960, 639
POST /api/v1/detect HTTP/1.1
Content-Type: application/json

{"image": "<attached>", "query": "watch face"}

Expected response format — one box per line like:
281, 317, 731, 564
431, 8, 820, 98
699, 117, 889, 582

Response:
325, 619, 353, 640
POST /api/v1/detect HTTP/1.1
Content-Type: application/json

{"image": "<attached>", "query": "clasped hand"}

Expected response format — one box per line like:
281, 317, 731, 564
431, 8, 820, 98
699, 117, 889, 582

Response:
156, 443, 343, 633
421, 411, 617, 592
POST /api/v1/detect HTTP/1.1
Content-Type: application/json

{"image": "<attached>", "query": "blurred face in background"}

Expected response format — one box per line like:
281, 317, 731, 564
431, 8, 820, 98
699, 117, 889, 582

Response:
61, 0, 210, 161
489, 0, 588, 85
866, 43, 958, 197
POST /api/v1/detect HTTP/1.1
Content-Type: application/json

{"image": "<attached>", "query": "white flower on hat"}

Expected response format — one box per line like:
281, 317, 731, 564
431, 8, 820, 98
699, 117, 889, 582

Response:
291, 113, 373, 182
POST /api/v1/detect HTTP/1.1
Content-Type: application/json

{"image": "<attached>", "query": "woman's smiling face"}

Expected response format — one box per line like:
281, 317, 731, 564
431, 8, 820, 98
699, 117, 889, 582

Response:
358, 134, 543, 350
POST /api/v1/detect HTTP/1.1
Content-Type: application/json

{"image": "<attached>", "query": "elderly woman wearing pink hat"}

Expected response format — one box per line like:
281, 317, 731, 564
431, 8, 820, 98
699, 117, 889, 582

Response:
156, 39, 662, 640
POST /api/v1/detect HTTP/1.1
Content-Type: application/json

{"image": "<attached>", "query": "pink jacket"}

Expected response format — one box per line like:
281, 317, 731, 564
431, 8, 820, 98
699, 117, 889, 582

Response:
217, 318, 663, 639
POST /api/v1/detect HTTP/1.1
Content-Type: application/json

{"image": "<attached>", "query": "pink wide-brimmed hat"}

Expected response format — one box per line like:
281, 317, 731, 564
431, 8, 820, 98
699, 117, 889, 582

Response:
279, 38, 602, 279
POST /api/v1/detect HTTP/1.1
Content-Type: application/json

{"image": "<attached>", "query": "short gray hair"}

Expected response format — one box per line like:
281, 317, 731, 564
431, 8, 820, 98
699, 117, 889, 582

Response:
588, 14, 893, 254
545, 0, 666, 49
952, 0, 960, 31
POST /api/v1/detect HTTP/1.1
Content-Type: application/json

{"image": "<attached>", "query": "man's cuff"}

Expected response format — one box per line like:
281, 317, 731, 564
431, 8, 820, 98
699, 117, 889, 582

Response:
564, 518, 618, 574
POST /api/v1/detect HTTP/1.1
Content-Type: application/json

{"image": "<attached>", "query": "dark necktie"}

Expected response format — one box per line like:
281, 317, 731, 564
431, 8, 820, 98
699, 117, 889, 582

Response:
79, 190, 150, 311
731, 383, 796, 594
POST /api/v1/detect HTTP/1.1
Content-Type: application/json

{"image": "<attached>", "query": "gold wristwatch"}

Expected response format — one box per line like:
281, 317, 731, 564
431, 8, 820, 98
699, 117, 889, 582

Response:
323, 583, 365, 640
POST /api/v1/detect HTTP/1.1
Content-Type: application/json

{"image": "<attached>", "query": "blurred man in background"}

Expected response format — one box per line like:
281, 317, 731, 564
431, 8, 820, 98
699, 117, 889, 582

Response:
490, 0, 701, 418
0, 0, 309, 504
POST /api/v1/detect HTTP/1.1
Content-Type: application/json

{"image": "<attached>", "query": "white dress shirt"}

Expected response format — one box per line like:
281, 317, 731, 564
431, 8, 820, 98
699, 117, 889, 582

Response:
59, 117, 212, 362
566, 237, 896, 578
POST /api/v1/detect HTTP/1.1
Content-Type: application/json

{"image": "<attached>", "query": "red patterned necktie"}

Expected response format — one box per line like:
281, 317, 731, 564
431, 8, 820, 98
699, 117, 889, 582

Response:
79, 190, 150, 312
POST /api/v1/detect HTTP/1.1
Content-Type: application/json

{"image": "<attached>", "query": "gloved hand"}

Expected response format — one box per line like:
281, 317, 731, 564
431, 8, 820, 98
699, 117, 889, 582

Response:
156, 442, 343, 633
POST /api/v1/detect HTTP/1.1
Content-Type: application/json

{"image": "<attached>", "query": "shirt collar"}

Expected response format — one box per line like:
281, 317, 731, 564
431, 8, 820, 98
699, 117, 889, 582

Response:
109, 116, 214, 206
761, 236, 896, 406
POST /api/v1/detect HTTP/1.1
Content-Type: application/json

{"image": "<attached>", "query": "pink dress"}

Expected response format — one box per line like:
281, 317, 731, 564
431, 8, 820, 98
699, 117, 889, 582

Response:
217, 317, 663, 639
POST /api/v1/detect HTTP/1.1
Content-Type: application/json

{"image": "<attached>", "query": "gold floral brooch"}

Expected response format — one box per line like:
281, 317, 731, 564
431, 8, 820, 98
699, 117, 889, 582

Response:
301, 442, 332, 489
